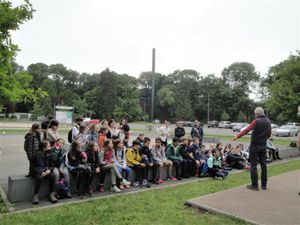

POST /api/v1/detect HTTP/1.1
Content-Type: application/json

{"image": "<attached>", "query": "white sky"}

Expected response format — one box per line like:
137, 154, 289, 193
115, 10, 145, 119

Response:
12, 0, 300, 78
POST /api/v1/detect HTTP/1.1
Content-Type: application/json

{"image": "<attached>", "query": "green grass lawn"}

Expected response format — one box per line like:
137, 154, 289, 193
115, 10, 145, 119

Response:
1, 160, 299, 225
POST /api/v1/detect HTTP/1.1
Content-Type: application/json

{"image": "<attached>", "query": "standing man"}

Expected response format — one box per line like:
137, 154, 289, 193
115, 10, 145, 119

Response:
191, 120, 204, 145
232, 107, 271, 191
157, 120, 171, 147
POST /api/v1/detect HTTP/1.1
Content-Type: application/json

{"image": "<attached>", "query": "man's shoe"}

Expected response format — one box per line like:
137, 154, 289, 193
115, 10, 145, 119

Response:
261, 186, 267, 190
246, 185, 259, 191
32, 194, 39, 204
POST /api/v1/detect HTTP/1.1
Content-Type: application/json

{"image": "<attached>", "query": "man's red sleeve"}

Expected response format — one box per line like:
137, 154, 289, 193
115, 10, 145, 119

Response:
237, 119, 256, 138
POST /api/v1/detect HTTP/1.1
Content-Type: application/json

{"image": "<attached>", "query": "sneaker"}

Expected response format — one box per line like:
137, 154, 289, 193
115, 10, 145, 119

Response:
112, 185, 121, 193
119, 184, 125, 190
215, 176, 224, 180
85, 189, 93, 197
98, 184, 104, 192
170, 177, 177, 181
246, 184, 259, 191
142, 180, 151, 188
121, 179, 131, 186
133, 181, 140, 187
49, 192, 58, 203
176, 176, 182, 180
32, 194, 39, 204
261, 186, 267, 190
76, 193, 84, 199
158, 179, 163, 184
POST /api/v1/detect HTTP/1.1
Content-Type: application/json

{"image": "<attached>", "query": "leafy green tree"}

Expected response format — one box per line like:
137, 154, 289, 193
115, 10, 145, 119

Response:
221, 62, 260, 93
221, 111, 230, 121
0, 0, 34, 111
84, 69, 118, 119
265, 52, 300, 122
73, 98, 88, 117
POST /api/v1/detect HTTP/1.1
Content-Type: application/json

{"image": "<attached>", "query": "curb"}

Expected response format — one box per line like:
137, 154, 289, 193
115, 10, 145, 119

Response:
185, 199, 262, 225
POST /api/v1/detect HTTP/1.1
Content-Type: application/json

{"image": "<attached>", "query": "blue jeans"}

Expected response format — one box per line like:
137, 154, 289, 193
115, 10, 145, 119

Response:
117, 165, 131, 180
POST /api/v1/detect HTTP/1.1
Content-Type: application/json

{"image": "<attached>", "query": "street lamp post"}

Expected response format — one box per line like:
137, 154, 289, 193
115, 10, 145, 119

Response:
207, 92, 210, 125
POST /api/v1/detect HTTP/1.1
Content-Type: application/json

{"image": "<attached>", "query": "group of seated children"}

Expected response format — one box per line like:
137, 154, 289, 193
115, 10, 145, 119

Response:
25, 121, 250, 205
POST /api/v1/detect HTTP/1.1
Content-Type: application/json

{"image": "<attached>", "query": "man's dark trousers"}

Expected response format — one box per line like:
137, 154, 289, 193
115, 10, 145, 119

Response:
249, 144, 267, 188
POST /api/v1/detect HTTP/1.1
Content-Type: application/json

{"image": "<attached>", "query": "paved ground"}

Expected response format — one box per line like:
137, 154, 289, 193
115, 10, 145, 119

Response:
187, 170, 300, 225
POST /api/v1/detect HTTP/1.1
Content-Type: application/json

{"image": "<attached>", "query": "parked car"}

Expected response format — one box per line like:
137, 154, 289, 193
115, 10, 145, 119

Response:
271, 123, 279, 134
275, 125, 299, 137
240, 124, 252, 135
207, 120, 219, 128
218, 121, 231, 128
229, 122, 237, 129
182, 121, 195, 127
232, 123, 248, 132
286, 122, 300, 127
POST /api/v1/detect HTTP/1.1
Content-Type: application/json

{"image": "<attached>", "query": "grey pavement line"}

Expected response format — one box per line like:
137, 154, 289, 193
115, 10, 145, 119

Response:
1, 157, 299, 216
185, 199, 263, 225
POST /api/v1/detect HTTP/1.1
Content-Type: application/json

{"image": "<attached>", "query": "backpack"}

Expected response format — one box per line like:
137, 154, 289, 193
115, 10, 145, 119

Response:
56, 178, 69, 199
68, 129, 73, 143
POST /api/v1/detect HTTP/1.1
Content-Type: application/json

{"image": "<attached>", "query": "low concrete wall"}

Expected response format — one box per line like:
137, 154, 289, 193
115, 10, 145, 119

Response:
8, 167, 174, 203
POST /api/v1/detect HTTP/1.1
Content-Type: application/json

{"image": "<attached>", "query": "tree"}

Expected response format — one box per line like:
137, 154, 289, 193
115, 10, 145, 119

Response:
265, 52, 300, 122
221, 62, 260, 93
0, 0, 34, 111
84, 69, 119, 119
221, 111, 230, 121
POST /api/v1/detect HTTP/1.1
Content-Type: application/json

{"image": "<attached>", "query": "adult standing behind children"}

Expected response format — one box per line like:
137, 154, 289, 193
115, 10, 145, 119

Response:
41, 115, 53, 140
191, 120, 204, 145
120, 119, 130, 148
46, 120, 60, 146
232, 107, 271, 191
174, 121, 185, 138
157, 120, 171, 147
71, 117, 83, 143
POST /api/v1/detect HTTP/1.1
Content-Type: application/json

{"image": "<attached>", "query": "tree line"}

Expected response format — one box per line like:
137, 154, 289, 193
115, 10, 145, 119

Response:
1, 0, 299, 124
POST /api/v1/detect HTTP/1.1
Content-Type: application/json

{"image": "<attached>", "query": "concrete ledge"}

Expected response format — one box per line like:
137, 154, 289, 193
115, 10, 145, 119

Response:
7, 167, 173, 203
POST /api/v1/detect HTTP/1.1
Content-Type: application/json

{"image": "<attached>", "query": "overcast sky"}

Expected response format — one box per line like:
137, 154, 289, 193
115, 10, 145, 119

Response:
12, 0, 300, 78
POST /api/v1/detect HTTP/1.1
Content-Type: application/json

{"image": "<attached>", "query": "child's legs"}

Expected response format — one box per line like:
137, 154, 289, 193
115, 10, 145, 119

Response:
33, 174, 43, 195
44, 172, 56, 193
172, 160, 180, 178
123, 166, 131, 180
165, 160, 173, 177
110, 163, 123, 180
60, 167, 70, 185
52, 167, 60, 185
155, 162, 163, 180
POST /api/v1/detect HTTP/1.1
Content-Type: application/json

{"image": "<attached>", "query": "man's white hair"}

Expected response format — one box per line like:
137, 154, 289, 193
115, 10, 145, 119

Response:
254, 107, 265, 116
